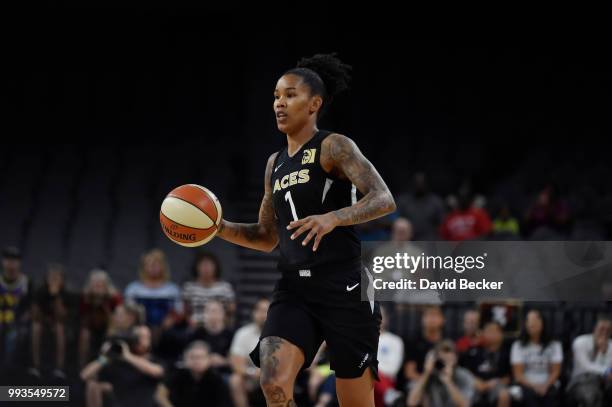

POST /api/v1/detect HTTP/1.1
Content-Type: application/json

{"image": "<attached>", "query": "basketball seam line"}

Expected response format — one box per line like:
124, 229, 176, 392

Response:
160, 211, 217, 231
165, 194, 217, 225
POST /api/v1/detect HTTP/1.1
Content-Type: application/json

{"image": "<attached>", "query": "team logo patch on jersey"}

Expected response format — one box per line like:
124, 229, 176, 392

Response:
302, 148, 316, 164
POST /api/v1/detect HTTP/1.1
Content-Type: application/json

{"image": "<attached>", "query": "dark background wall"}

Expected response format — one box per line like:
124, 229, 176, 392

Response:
2, 8, 611, 285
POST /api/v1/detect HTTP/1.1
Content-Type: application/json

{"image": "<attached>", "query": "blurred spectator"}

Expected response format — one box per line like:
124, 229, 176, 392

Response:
373, 218, 439, 305
31, 263, 78, 378
460, 321, 511, 407
80, 325, 164, 407
156, 340, 232, 407
125, 249, 180, 330
375, 306, 404, 406
492, 204, 520, 237
0, 246, 32, 370
524, 184, 571, 238
188, 299, 233, 374
306, 344, 337, 407
402, 305, 445, 389
570, 185, 606, 239
407, 339, 475, 407
79, 269, 123, 367
230, 297, 270, 407
566, 313, 612, 407
455, 309, 483, 354
182, 251, 236, 326
510, 309, 562, 407
107, 302, 145, 337
440, 189, 492, 241
356, 211, 399, 241
391, 217, 414, 243
397, 172, 445, 240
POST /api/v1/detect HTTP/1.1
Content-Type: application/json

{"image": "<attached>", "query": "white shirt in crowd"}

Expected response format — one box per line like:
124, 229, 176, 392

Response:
182, 280, 235, 323
230, 322, 262, 367
377, 330, 404, 378
571, 334, 612, 379
510, 340, 563, 385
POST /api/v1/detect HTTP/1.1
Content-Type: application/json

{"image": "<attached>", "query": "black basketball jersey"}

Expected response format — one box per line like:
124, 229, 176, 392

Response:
271, 129, 361, 271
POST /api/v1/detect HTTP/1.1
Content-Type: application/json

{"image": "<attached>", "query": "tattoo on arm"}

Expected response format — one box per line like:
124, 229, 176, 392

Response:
323, 134, 396, 226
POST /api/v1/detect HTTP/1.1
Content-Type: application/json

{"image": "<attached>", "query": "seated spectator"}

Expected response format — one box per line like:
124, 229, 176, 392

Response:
440, 189, 492, 241
31, 263, 78, 378
401, 305, 445, 391
189, 299, 234, 374
567, 313, 612, 407
125, 249, 180, 331
80, 325, 164, 407
355, 211, 398, 241
182, 251, 236, 326
79, 269, 123, 367
460, 321, 511, 407
510, 309, 562, 407
396, 172, 445, 240
230, 297, 270, 407
492, 204, 520, 237
375, 306, 403, 406
309, 353, 337, 407
374, 218, 440, 304
107, 302, 145, 337
156, 340, 232, 407
0, 246, 32, 373
407, 339, 475, 407
455, 308, 483, 354
524, 184, 570, 238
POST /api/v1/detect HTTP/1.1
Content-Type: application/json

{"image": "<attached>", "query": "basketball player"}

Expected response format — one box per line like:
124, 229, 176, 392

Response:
217, 53, 396, 407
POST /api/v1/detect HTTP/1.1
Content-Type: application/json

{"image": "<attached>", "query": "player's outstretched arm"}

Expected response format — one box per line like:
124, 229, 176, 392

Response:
287, 133, 395, 251
216, 153, 279, 252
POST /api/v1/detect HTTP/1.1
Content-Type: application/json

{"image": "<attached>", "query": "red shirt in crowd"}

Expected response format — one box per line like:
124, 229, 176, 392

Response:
440, 207, 492, 241
455, 334, 484, 353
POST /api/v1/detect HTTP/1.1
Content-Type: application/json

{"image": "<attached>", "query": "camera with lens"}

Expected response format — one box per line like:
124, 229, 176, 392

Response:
433, 358, 446, 371
104, 333, 138, 359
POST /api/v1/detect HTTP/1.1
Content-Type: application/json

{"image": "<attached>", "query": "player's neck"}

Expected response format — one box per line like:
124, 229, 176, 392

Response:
286, 126, 318, 157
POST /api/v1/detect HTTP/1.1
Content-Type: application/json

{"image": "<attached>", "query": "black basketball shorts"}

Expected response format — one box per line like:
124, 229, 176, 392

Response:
250, 263, 382, 380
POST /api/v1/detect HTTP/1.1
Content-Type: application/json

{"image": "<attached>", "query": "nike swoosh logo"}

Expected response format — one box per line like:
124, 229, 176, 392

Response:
274, 162, 284, 172
346, 283, 359, 291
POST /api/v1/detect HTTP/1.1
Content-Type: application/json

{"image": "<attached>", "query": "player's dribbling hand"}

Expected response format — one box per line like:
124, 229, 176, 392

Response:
287, 213, 338, 251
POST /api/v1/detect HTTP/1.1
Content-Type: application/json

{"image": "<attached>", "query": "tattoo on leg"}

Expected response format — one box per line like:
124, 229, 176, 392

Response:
267, 385, 287, 403
260, 336, 283, 384
260, 337, 298, 406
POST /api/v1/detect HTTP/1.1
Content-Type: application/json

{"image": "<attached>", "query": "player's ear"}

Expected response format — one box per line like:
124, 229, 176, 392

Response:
309, 95, 323, 115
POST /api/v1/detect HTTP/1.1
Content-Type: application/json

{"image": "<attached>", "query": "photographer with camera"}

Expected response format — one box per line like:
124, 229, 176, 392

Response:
80, 324, 164, 407
407, 340, 474, 407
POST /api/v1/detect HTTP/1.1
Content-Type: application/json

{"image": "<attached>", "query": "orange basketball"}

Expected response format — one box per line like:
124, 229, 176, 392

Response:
160, 184, 222, 247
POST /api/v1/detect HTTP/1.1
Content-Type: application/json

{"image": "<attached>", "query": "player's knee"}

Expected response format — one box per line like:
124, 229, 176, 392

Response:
259, 359, 289, 389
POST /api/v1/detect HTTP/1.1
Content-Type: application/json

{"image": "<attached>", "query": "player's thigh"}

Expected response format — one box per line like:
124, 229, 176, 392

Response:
259, 336, 305, 385
335, 367, 375, 407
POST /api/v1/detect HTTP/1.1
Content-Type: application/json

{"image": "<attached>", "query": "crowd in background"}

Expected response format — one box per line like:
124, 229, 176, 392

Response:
357, 172, 610, 243
1, 173, 611, 407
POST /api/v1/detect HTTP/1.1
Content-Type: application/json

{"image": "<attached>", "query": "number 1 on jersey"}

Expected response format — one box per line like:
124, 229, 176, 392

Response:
284, 190, 299, 222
